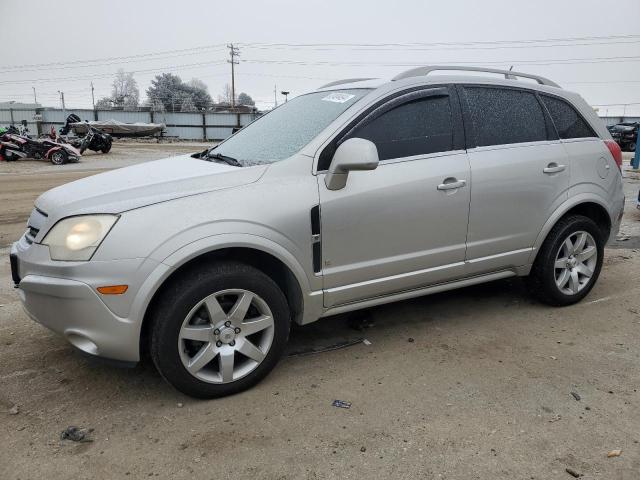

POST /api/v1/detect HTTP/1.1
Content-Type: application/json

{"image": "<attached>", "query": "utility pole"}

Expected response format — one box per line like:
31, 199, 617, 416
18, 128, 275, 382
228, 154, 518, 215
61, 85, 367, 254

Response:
91, 82, 95, 110
281, 91, 290, 103
274, 85, 278, 108
227, 43, 240, 109
58, 90, 66, 118
32, 87, 37, 105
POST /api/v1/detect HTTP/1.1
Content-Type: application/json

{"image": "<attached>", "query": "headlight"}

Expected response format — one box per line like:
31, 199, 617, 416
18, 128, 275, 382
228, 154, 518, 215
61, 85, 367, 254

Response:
42, 215, 118, 261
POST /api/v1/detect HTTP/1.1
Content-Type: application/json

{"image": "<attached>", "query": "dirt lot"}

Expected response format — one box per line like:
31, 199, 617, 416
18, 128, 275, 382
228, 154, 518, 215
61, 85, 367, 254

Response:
1, 146, 639, 479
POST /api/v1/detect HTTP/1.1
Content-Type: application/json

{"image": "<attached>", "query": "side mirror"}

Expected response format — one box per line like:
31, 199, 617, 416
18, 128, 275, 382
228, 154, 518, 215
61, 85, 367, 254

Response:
325, 138, 379, 190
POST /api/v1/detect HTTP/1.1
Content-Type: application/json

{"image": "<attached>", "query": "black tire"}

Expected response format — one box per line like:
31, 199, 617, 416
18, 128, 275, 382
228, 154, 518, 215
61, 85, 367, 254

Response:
526, 214, 605, 306
101, 141, 112, 154
49, 150, 68, 165
150, 261, 290, 398
628, 141, 636, 153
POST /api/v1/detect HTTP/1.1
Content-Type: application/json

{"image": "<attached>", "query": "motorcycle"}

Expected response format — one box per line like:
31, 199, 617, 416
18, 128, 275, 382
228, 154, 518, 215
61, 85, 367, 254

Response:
78, 125, 112, 154
1, 132, 81, 165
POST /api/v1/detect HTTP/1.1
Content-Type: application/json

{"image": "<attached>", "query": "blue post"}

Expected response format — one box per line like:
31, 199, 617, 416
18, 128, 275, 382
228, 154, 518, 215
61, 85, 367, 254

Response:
633, 144, 640, 170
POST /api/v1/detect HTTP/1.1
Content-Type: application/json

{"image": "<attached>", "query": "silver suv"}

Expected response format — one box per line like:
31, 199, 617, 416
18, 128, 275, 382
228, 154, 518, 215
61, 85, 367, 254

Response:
11, 66, 625, 398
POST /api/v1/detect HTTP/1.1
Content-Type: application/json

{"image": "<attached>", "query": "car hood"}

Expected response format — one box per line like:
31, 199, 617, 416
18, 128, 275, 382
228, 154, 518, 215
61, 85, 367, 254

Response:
35, 153, 268, 218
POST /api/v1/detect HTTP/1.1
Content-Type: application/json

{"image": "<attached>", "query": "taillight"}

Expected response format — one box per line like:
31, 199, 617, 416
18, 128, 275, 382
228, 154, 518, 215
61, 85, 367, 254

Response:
604, 139, 623, 171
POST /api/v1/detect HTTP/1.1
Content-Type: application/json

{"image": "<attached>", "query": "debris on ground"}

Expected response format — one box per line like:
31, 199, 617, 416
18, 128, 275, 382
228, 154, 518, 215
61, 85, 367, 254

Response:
8, 405, 19, 415
607, 449, 622, 458
176, 403, 184, 408
360, 446, 367, 452
332, 400, 352, 409
347, 311, 375, 331
570, 392, 581, 401
407, 337, 415, 343
60, 426, 94, 443
287, 339, 364, 357
362, 339, 372, 346
565, 467, 580, 478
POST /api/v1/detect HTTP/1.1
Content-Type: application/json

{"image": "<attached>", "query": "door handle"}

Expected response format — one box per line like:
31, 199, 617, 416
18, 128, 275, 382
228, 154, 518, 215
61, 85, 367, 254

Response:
437, 178, 467, 191
543, 163, 567, 174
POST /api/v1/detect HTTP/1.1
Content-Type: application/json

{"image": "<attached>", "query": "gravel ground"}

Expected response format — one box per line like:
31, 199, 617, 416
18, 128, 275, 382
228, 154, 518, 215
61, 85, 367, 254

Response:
0, 146, 639, 479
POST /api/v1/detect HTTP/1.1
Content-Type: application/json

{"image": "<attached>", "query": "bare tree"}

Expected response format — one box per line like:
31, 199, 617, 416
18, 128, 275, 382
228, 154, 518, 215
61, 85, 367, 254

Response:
188, 78, 208, 92
217, 83, 234, 104
111, 69, 140, 108
180, 96, 196, 112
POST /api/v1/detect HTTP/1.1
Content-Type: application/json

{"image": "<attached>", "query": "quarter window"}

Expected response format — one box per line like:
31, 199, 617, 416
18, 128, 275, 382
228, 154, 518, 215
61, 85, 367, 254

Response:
347, 95, 453, 161
463, 87, 547, 147
540, 95, 596, 139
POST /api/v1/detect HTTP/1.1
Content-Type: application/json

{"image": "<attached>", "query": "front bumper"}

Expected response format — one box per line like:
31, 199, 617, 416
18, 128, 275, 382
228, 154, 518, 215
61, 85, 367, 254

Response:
11, 239, 168, 362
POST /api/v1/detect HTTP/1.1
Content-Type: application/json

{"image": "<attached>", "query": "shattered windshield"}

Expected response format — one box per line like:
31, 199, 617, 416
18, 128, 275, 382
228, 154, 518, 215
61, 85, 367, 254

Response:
207, 89, 370, 166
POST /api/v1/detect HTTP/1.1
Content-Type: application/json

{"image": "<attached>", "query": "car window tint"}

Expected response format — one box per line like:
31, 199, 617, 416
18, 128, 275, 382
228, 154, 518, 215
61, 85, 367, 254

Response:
540, 95, 596, 139
463, 87, 547, 147
348, 96, 453, 160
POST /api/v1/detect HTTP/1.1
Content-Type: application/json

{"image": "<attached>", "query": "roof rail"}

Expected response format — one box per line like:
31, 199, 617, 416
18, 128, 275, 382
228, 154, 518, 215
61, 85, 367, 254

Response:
392, 66, 560, 88
318, 78, 376, 89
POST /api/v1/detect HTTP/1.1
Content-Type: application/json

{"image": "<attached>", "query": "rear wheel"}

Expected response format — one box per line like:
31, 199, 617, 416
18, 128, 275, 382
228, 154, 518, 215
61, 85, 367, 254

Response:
150, 262, 290, 398
101, 140, 112, 154
526, 215, 604, 306
49, 150, 68, 165
628, 141, 636, 153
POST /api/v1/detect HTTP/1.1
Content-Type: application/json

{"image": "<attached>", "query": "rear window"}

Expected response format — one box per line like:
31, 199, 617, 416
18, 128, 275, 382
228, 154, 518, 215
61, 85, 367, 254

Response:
540, 95, 596, 139
463, 87, 547, 147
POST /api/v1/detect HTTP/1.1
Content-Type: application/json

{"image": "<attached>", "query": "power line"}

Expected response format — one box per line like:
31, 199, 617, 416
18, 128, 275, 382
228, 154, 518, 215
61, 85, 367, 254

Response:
1, 44, 228, 71
3, 33, 638, 72
241, 39, 640, 53
0, 60, 229, 85
0, 48, 229, 75
239, 34, 640, 48
242, 55, 640, 68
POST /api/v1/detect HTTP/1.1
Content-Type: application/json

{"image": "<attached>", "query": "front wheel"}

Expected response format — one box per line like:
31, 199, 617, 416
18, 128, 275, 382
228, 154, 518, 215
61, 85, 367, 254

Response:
526, 215, 604, 306
49, 150, 68, 165
150, 262, 290, 398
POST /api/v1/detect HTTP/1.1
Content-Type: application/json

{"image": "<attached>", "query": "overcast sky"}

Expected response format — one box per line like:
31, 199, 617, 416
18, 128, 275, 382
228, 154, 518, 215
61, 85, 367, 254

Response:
1, 0, 639, 115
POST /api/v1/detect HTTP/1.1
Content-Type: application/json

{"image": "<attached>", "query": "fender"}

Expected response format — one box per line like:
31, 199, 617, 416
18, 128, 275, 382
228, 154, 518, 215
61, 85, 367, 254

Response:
527, 192, 612, 265
45, 146, 63, 158
127, 232, 324, 345
161, 232, 314, 294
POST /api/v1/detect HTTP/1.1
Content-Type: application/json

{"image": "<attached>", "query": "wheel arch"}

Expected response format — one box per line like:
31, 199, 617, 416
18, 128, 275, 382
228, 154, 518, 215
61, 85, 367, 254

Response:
528, 195, 612, 265
138, 240, 313, 359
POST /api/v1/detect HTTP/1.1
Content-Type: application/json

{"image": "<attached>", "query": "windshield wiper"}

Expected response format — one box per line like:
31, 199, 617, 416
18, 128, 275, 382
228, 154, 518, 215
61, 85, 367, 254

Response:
207, 152, 243, 167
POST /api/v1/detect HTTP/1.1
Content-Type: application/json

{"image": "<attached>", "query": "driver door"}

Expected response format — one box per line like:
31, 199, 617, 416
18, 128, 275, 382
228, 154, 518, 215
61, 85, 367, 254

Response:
317, 86, 471, 307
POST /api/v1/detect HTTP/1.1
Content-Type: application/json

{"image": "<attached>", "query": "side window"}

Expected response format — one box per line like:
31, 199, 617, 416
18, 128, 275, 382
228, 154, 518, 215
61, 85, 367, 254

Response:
463, 87, 547, 147
347, 96, 453, 161
540, 95, 596, 139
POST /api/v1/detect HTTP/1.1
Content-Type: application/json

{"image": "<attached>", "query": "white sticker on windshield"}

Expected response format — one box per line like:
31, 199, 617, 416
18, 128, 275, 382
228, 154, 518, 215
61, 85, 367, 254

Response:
322, 92, 355, 104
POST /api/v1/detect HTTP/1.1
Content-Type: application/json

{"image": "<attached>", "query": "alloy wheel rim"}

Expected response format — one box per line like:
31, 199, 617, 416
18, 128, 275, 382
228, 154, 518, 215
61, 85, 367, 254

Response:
554, 231, 597, 295
178, 289, 275, 384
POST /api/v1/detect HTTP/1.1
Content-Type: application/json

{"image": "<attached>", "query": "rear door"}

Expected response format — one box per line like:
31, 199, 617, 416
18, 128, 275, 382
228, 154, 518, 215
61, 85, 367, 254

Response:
538, 94, 618, 205
459, 85, 570, 274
